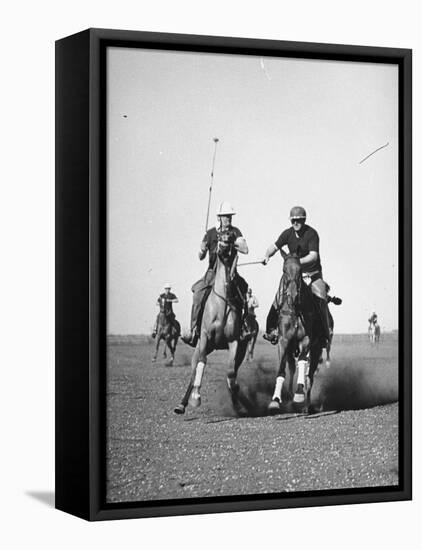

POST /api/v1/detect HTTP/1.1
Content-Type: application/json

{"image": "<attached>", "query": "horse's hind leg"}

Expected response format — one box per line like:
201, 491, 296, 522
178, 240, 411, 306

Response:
152, 335, 161, 362
227, 341, 248, 414
306, 341, 322, 414
226, 340, 240, 394
249, 335, 257, 360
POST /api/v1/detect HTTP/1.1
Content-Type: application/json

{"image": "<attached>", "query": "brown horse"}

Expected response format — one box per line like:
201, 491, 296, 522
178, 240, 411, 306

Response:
152, 311, 180, 365
267, 253, 324, 414
174, 234, 248, 414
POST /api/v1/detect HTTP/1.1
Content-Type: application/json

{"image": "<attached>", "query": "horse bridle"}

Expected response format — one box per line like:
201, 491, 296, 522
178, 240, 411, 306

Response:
212, 240, 240, 320
281, 270, 302, 312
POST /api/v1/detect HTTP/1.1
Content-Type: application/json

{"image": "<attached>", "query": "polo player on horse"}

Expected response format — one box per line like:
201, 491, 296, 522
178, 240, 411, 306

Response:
181, 201, 249, 347
152, 284, 178, 338
368, 311, 378, 328
263, 206, 341, 346
368, 311, 380, 344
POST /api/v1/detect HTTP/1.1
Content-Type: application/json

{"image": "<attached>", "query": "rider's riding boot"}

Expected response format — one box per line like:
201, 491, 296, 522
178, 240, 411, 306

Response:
263, 305, 278, 345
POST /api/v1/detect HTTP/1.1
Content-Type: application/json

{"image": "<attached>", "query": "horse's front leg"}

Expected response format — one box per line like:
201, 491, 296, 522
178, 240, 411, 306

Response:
152, 333, 161, 362
188, 334, 208, 408
164, 338, 175, 366
174, 343, 202, 414
268, 336, 289, 413
294, 335, 310, 405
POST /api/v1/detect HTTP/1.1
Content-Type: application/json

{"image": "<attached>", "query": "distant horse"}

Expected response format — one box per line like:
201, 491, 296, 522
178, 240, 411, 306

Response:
245, 314, 259, 361
174, 232, 249, 414
152, 311, 180, 365
368, 321, 381, 345
268, 253, 325, 414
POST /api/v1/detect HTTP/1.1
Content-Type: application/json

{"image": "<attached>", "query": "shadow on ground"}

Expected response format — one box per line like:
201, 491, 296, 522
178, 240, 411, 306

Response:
26, 491, 55, 508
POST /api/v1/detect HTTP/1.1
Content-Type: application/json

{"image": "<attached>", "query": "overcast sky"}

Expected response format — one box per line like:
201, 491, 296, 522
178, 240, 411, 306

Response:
107, 47, 398, 335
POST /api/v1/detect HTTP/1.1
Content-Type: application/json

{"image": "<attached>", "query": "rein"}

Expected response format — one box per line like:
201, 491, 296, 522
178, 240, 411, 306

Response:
278, 262, 309, 331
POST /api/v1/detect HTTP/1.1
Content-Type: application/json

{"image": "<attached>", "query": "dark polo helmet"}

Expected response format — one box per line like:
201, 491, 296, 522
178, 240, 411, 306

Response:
289, 206, 307, 219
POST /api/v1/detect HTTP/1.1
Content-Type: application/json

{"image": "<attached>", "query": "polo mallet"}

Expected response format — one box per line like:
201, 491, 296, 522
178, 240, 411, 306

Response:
237, 260, 266, 267
204, 138, 219, 232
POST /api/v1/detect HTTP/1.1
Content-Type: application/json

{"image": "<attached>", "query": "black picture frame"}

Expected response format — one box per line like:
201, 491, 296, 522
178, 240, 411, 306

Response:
55, 28, 412, 521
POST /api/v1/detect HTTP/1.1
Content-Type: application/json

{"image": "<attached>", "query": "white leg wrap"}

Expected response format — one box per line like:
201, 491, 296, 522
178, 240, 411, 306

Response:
272, 376, 285, 401
297, 361, 307, 386
194, 361, 205, 387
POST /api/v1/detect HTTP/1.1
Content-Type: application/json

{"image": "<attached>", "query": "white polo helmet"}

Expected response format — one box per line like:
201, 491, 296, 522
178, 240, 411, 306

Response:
164, 283, 171, 289
216, 201, 236, 216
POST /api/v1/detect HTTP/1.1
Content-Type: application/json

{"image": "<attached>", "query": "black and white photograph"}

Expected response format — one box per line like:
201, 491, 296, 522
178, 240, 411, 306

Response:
106, 45, 401, 503
3, 0, 420, 547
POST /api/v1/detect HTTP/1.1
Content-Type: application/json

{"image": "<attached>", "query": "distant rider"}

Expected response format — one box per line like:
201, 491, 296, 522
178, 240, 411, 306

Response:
247, 288, 259, 317
368, 311, 378, 327
152, 284, 178, 338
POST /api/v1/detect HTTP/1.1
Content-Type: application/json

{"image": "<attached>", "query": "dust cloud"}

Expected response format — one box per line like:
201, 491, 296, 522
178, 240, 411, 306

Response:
214, 355, 398, 417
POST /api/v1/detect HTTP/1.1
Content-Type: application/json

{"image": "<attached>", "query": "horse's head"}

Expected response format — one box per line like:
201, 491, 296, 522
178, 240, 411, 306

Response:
281, 254, 302, 308
283, 253, 301, 280
217, 229, 237, 266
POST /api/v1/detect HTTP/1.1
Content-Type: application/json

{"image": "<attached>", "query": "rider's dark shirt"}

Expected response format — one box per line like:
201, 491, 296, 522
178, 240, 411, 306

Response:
157, 292, 177, 315
275, 224, 322, 273
202, 226, 243, 270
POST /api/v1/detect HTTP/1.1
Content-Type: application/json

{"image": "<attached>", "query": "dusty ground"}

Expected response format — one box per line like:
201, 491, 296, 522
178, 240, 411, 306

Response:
106, 334, 399, 502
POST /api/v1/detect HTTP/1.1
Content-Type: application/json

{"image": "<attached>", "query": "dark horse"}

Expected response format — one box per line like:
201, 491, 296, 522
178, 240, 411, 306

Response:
152, 310, 180, 365
245, 314, 259, 361
174, 233, 249, 414
268, 253, 325, 414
